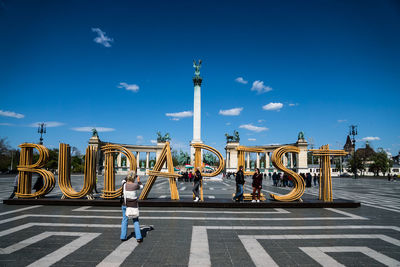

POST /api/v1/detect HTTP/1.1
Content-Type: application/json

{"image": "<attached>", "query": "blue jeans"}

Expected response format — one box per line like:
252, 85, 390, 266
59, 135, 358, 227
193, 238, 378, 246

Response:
120, 206, 142, 240
233, 184, 244, 201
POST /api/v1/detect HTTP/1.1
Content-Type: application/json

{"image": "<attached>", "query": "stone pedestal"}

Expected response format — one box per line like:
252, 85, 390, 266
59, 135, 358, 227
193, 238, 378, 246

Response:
88, 135, 102, 174
225, 142, 240, 172
296, 138, 308, 173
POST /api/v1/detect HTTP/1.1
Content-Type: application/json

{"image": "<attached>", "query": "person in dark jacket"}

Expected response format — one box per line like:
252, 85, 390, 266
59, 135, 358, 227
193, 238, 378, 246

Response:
251, 168, 263, 202
192, 169, 202, 202
33, 174, 44, 192
233, 166, 245, 202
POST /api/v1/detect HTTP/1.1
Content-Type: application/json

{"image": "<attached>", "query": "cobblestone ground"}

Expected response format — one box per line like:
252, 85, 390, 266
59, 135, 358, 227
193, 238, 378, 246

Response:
1, 175, 400, 266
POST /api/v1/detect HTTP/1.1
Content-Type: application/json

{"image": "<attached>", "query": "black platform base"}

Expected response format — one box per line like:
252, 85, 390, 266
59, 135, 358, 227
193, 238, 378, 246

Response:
3, 197, 360, 208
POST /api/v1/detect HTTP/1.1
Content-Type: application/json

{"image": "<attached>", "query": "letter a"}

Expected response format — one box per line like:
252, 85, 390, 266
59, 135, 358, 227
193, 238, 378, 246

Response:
139, 141, 180, 200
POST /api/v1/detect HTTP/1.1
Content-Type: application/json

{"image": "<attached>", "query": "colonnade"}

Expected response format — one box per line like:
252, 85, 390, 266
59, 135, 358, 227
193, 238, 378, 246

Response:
226, 151, 296, 171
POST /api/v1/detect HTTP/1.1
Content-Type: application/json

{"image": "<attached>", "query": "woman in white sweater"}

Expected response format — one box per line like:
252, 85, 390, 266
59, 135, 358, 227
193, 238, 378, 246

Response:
120, 171, 144, 243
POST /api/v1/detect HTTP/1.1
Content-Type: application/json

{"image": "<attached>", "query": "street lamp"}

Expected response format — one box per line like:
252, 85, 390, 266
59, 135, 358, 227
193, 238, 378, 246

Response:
38, 123, 46, 145
349, 125, 358, 179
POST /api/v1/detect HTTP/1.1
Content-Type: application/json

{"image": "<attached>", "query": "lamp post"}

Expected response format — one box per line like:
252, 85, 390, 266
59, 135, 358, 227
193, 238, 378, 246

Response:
349, 125, 358, 179
38, 123, 46, 145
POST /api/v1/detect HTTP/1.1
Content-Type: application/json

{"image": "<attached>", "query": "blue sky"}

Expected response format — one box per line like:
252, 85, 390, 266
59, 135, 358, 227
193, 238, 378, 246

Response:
1, 0, 399, 155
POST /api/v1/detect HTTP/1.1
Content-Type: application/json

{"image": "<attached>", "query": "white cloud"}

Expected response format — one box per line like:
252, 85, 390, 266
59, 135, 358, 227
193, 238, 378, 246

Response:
235, 77, 248, 84
239, 123, 268, 132
219, 107, 243, 116
166, 111, 193, 121
0, 123, 14, 126
258, 119, 265, 123
0, 110, 24, 119
30, 121, 64, 127
251, 80, 272, 94
337, 119, 347, 123
248, 138, 256, 141
136, 135, 144, 144
225, 122, 231, 126
71, 127, 115, 132
118, 82, 139, 92
150, 140, 157, 144
91, 28, 113, 47
262, 102, 283, 111
361, 136, 380, 141
289, 103, 298, 107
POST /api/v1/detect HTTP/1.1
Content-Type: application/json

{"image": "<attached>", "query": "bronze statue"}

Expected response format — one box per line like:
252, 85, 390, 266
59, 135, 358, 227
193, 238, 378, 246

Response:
298, 131, 305, 140
156, 131, 171, 142
91, 128, 98, 137
225, 130, 240, 143
193, 59, 202, 77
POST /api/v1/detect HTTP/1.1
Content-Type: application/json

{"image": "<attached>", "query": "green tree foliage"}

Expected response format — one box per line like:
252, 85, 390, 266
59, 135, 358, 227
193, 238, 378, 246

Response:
177, 151, 190, 166
0, 138, 19, 172
203, 152, 217, 166
71, 155, 84, 173
171, 150, 179, 166
346, 154, 364, 176
369, 148, 392, 176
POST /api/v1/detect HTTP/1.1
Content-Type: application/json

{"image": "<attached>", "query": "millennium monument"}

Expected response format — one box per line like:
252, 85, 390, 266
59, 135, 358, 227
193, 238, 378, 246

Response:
190, 59, 203, 162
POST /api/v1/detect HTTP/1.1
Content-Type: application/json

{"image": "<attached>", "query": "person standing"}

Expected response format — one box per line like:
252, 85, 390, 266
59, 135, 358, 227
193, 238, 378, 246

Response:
233, 166, 245, 202
188, 171, 193, 182
8, 174, 18, 199
33, 174, 44, 192
120, 171, 143, 243
192, 168, 202, 202
251, 168, 263, 202
306, 173, 312, 187
313, 173, 318, 186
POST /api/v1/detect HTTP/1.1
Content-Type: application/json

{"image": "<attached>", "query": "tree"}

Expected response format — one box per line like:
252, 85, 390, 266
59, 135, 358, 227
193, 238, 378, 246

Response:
177, 151, 190, 166
0, 138, 17, 172
369, 148, 392, 176
203, 152, 217, 166
171, 150, 179, 166
346, 154, 364, 176
71, 155, 84, 173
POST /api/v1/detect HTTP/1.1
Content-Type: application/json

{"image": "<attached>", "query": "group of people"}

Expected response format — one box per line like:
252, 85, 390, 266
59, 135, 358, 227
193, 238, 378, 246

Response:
272, 172, 318, 188
232, 166, 263, 202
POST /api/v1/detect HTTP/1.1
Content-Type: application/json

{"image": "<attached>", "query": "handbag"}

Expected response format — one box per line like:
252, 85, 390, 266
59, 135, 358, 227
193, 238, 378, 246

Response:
125, 207, 139, 219
124, 184, 139, 219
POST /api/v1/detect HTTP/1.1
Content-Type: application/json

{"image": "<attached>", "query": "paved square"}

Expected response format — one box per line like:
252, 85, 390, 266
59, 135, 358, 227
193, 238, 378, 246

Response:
1, 175, 400, 266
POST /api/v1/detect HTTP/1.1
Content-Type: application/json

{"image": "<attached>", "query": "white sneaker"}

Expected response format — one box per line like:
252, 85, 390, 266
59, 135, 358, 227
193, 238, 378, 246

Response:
251, 200, 256, 203
257, 200, 260, 203
194, 197, 199, 202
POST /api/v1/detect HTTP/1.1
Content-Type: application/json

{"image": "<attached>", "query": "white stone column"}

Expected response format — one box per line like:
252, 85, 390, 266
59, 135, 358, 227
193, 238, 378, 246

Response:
266, 152, 270, 169
246, 152, 250, 170
227, 152, 230, 169
117, 153, 122, 167
283, 154, 288, 167
256, 153, 260, 168
146, 152, 149, 169
290, 153, 294, 168
193, 84, 201, 143
136, 152, 140, 169
190, 74, 203, 163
